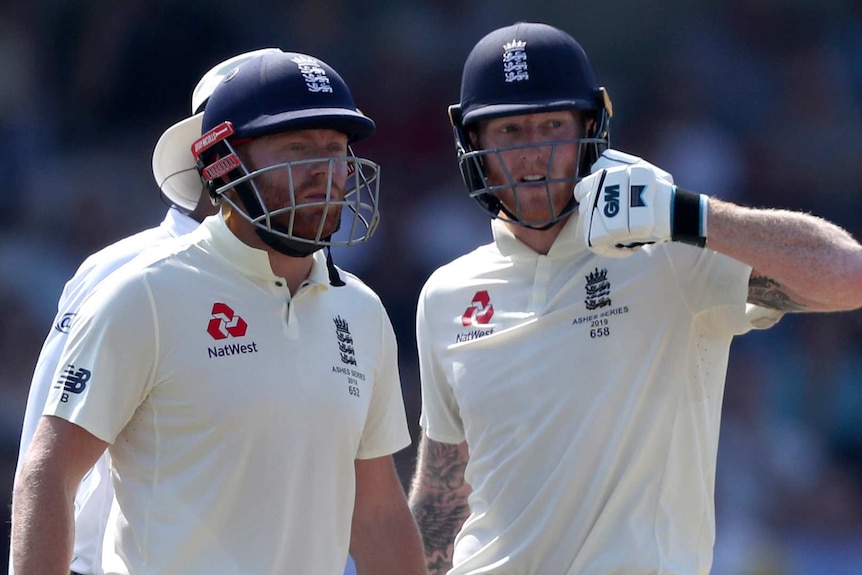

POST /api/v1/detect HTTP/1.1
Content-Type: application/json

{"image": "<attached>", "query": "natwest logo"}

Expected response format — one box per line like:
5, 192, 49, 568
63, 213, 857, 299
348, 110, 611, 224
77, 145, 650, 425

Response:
207, 302, 248, 340
461, 290, 494, 327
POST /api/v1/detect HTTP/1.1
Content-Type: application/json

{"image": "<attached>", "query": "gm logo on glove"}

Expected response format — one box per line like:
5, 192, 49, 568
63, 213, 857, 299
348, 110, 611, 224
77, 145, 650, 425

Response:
602, 185, 620, 218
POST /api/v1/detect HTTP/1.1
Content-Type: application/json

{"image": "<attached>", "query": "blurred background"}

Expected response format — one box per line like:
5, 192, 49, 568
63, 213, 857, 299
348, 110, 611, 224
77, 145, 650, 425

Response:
1, 0, 861, 573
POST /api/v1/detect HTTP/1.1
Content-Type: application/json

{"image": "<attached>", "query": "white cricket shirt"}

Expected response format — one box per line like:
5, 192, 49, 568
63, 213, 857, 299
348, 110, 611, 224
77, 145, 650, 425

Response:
11, 207, 198, 575
44, 213, 410, 575
417, 163, 781, 574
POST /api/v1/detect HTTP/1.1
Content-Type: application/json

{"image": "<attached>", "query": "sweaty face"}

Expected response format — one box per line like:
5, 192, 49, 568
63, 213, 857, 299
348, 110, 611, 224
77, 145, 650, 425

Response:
239, 129, 350, 241
474, 110, 583, 227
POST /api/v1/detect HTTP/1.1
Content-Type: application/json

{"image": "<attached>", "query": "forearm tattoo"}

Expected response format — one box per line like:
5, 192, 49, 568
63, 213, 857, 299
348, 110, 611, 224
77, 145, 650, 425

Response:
410, 439, 471, 575
748, 274, 807, 312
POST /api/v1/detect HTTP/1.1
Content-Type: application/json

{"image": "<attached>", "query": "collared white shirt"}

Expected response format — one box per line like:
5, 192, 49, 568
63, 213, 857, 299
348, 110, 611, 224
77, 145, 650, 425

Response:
417, 151, 781, 575
12, 207, 197, 575
44, 213, 410, 575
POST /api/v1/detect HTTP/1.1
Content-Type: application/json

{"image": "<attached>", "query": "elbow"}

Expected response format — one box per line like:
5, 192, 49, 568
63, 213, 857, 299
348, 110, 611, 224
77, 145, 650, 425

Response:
817, 254, 862, 311
843, 259, 862, 310
851, 277, 862, 311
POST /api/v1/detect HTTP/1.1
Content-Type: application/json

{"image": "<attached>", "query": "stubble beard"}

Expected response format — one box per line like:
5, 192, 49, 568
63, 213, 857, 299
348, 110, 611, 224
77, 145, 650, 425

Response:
496, 180, 572, 225
275, 202, 343, 241
263, 174, 346, 241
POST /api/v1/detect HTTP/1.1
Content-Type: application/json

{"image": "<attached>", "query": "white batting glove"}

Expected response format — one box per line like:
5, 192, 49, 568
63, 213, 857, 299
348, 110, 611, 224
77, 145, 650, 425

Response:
591, 149, 674, 183
575, 164, 708, 258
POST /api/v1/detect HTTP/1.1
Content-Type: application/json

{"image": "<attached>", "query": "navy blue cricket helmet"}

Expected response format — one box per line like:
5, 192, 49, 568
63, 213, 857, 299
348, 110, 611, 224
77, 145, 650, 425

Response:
201, 50, 375, 143
450, 22, 613, 228
193, 50, 380, 260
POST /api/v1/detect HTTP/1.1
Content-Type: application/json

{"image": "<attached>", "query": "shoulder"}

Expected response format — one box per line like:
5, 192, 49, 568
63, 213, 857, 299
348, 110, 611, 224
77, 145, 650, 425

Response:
326, 268, 391, 321
419, 243, 499, 309
428, 242, 495, 280
85, 235, 202, 302
73, 226, 175, 283
330, 268, 382, 300
322, 269, 399, 344
57, 225, 175, 311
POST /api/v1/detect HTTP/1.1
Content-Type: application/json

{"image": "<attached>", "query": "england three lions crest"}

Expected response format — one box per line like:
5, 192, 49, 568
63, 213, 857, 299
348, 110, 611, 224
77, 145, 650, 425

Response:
585, 267, 611, 310
333, 315, 357, 365
291, 55, 333, 93
502, 39, 529, 82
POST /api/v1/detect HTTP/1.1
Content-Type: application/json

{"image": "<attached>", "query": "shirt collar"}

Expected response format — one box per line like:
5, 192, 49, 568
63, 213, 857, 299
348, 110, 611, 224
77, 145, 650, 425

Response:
162, 206, 200, 238
490, 208, 587, 258
195, 213, 330, 288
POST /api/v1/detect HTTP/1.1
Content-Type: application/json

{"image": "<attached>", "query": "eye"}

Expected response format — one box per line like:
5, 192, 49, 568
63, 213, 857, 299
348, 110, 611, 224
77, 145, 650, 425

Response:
327, 142, 348, 155
541, 117, 578, 137
499, 123, 520, 135
541, 117, 569, 131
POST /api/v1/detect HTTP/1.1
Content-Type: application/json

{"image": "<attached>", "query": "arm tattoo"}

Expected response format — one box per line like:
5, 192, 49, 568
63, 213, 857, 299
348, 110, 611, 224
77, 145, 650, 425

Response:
409, 439, 471, 575
748, 274, 807, 312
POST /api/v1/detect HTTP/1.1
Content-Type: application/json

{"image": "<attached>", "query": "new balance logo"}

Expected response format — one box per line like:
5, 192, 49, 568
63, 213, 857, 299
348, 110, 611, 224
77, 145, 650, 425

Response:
54, 365, 91, 403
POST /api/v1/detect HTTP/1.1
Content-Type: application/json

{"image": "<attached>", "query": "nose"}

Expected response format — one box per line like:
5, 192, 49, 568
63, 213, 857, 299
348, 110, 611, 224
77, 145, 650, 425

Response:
308, 157, 333, 178
519, 132, 551, 162
305, 156, 349, 184
302, 157, 347, 197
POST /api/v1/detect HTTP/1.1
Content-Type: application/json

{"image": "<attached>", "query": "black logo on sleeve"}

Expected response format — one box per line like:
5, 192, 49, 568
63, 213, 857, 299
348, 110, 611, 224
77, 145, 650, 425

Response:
54, 365, 91, 403
54, 312, 76, 334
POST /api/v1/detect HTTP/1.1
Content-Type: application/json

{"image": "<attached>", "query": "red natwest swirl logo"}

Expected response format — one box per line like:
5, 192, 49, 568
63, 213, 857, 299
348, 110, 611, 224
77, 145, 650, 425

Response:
461, 290, 494, 327
207, 303, 248, 340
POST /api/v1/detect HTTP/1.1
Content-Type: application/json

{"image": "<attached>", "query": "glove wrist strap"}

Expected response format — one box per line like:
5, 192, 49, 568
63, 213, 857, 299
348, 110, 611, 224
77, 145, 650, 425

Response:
671, 188, 708, 247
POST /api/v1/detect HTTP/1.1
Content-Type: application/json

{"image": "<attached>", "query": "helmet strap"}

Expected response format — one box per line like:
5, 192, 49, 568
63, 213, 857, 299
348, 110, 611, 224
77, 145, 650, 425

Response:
325, 246, 345, 287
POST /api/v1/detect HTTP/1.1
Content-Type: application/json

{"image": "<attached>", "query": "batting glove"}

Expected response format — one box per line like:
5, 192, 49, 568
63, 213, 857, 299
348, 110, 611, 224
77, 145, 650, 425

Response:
591, 149, 674, 182
575, 164, 708, 258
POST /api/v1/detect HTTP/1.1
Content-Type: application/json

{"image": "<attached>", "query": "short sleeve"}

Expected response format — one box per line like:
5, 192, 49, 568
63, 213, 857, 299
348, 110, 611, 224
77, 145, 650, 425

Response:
662, 244, 783, 335
43, 271, 158, 444
355, 308, 411, 459
416, 283, 465, 445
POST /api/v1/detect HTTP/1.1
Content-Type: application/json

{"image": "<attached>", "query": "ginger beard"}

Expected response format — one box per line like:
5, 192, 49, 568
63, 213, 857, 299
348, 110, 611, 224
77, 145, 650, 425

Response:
234, 129, 351, 242
249, 160, 347, 241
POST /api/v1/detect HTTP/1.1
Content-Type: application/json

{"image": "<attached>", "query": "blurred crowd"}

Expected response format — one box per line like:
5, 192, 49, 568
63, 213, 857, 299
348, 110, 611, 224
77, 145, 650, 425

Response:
1, 1, 861, 573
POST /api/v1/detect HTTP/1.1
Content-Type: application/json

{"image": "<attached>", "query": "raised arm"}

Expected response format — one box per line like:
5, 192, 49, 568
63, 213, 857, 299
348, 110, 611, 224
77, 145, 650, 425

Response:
706, 198, 862, 312
576, 165, 862, 312
408, 435, 471, 575
12, 416, 109, 575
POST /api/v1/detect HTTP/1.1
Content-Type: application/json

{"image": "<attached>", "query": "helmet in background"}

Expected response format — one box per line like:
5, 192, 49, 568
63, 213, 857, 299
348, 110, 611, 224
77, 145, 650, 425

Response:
152, 48, 281, 213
